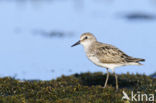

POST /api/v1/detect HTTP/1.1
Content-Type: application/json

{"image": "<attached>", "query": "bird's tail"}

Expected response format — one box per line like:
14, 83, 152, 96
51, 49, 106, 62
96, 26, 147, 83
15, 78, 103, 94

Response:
134, 58, 145, 62
127, 57, 145, 62
127, 57, 145, 65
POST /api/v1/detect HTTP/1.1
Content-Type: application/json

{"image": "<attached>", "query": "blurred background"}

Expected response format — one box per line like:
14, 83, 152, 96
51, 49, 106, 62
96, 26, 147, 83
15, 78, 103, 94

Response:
0, 0, 156, 80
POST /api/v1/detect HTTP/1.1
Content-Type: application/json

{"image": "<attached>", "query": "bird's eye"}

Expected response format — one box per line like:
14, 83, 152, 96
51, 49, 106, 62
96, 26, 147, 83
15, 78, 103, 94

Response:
85, 36, 88, 39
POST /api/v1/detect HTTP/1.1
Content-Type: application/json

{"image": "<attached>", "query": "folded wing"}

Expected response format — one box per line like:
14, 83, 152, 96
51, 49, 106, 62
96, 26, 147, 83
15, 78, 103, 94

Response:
95, 43, 145, 64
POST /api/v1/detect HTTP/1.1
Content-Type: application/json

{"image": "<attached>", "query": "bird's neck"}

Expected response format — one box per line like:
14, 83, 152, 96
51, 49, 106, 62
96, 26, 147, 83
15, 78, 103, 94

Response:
83, 41, 95, 53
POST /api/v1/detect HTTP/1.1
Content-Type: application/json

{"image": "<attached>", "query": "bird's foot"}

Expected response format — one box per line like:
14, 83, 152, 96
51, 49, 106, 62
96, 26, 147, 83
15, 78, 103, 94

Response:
103, 85, 106, 88
115, 87, 119, 92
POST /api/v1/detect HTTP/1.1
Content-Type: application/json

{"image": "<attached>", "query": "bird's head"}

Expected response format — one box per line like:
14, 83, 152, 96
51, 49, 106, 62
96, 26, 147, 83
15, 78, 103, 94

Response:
71, 32, 96, 47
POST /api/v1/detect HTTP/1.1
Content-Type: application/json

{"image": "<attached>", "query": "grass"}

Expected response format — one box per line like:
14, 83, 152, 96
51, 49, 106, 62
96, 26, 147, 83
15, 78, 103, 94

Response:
0, 72, 155, 103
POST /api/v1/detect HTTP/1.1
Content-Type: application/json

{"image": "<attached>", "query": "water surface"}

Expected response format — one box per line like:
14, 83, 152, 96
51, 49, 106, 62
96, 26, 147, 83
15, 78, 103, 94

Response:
0, 0, 156, 80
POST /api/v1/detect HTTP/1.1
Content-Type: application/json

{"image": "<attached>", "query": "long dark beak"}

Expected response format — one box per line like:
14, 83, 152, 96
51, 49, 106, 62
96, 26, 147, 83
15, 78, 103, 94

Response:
71, 40, 80, 47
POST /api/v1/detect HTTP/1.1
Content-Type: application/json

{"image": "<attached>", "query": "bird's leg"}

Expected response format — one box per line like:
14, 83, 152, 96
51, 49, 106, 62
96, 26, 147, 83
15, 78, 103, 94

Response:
114, 72, 119, 90
104, 68, 109, 88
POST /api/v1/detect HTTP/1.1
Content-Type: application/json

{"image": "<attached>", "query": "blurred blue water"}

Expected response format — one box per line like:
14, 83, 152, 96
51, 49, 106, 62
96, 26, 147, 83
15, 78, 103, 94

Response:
0, 0, 156, 80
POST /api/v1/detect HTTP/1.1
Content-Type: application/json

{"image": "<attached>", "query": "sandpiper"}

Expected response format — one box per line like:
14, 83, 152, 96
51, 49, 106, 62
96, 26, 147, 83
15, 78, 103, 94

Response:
71, 32, 145, 90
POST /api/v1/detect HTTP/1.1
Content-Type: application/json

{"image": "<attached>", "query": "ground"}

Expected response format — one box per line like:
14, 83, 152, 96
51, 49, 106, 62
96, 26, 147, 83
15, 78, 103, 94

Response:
0, 72, 155, 103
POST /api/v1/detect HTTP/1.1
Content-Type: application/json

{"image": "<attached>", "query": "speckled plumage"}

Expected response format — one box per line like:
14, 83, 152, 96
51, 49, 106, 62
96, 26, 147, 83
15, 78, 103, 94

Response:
87, 41, 144, 64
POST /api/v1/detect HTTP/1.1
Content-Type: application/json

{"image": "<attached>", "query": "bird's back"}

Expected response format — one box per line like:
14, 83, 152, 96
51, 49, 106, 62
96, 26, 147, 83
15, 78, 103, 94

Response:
87, 41, 145, 65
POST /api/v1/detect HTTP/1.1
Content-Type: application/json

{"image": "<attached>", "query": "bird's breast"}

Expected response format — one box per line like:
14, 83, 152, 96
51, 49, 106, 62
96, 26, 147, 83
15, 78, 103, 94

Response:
87, 54, 100, 65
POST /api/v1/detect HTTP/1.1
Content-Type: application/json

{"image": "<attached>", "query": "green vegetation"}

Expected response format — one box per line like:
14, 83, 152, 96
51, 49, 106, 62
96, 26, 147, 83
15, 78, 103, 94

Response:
0, 72, 155, 103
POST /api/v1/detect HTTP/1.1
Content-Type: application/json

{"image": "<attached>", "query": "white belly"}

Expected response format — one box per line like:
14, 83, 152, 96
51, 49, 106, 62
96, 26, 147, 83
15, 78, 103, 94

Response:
88, 56, 123, 72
